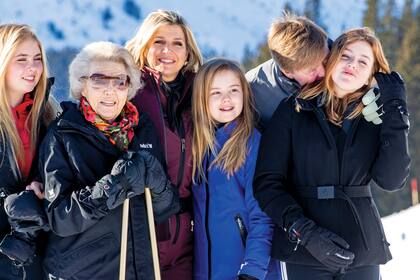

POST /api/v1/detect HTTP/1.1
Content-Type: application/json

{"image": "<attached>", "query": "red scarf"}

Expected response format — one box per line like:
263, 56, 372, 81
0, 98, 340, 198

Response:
79, 96, 139, 151
11, 92, 34, 179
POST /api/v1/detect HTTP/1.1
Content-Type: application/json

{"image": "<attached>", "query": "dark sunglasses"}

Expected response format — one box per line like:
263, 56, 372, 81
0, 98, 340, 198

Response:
80, 73, 130, 90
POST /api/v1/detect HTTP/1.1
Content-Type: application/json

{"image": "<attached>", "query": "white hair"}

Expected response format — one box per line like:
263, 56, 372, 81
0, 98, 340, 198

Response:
69, 41, 142, 100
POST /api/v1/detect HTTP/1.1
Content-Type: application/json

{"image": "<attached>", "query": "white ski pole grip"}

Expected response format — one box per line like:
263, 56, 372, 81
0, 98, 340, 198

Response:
119, 199, 130, 280
145, 187, 161, 280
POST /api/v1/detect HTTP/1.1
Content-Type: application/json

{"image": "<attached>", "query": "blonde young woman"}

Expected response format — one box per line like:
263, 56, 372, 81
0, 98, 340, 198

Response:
254, 27, 410, 280
126, 10, 202, 279
0, 24, 56, 280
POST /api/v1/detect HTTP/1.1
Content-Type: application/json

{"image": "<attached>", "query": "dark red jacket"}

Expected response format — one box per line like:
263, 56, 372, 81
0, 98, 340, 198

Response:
131, 67, 194, 199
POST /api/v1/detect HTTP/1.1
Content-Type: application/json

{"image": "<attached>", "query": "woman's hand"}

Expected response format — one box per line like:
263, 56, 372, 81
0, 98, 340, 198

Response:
25, 181, 44, 199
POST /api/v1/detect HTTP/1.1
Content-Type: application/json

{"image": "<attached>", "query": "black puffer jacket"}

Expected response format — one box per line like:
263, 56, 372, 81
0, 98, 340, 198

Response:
254, 94, 410, 268
39, 102, 179, 280
0, 79, 54, 279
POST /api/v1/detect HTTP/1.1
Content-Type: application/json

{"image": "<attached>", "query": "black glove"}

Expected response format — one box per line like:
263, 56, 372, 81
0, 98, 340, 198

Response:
139, 150, 170, 195
138, 150, 181, 223
97, 151, 147, 209
0, 191, 48, 265
288, 217, 355, 272
237, 274, 259, 280
374, 71, 406, 105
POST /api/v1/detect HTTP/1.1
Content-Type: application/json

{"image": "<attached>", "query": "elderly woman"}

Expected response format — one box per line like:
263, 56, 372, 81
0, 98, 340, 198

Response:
4, 41, 178, 279
126, 10, 202, 279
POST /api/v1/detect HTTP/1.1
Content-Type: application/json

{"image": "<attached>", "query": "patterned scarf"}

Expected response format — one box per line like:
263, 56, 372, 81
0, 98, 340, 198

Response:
79, 96, 139, 151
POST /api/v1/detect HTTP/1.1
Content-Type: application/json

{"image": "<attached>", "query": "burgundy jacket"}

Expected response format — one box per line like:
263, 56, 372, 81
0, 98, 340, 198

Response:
131, 67, 194, 200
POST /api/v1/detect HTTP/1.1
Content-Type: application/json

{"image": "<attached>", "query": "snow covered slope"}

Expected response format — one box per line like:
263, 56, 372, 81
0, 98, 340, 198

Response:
0, 0, 367, 59
382, 205, 420, 280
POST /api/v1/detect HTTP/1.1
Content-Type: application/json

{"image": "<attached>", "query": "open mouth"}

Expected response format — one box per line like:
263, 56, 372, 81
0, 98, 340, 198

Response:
100, 101, 116, 107
22, 76, 36, 82
158, 58, 175, 64
220, 106, 234, 112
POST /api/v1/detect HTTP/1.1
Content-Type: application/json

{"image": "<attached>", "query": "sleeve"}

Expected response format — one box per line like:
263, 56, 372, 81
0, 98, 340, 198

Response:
39, 130, 110, 237
370, 98, 410, 191
253, 100, 303, 230
238, 133, 274, 280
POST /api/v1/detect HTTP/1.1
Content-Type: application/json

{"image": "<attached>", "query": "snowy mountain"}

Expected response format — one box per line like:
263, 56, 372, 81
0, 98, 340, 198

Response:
1, 0, 369, 60
381, 205, 420, 280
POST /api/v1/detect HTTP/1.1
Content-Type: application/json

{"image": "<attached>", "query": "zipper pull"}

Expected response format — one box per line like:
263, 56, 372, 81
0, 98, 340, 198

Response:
181, 138, 186, 152
190, 220, 194, 232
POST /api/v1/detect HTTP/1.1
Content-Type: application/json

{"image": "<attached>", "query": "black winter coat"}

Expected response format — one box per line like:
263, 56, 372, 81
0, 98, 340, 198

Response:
39, 102, 178, 280
0, 79, 54, 280
253, 95, 410, 268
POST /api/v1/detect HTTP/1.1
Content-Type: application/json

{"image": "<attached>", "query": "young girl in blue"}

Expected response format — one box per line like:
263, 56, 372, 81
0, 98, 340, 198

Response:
192, 58, 281, 280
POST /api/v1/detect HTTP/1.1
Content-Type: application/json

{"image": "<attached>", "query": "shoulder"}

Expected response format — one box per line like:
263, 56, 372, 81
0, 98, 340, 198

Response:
245, 59, 275, 84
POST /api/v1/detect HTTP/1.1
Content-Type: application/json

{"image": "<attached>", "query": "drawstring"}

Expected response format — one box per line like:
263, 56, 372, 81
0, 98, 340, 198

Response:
335, 188, 370, 251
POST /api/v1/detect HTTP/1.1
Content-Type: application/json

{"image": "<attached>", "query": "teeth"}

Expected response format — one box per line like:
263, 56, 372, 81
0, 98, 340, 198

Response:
23, 76, 35, 81
159, 59, 174, 63
101, 101, 116, 106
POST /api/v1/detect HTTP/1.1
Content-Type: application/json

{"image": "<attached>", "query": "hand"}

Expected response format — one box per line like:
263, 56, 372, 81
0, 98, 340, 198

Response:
362, 87, 383, 125
374, 71, 406, 104
26, 181, 44, 199
0, 191, 48, 265
288, 217, 355, 272
97, 151, 146, 209
138, 150, 169, 195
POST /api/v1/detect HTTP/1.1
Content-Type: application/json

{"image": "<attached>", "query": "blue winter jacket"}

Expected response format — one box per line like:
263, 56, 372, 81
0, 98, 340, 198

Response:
193, 123, 281, 280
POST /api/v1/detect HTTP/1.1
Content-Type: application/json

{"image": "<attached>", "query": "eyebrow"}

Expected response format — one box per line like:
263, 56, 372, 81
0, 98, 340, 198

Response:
210, 84, 241, 89
344, 48, 371, 60
154, 36, 184, 41
15, 53, 42, 58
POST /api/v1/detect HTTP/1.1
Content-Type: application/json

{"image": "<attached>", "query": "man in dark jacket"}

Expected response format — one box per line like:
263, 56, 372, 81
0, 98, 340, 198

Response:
246, 13, 329, 131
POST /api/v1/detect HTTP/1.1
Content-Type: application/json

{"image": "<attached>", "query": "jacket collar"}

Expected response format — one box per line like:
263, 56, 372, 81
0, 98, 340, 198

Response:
215, 121, 237, 147
272, 61, 301, 97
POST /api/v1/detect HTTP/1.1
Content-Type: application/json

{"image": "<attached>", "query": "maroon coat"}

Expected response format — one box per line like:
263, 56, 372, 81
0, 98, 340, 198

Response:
131, 67, 195, 278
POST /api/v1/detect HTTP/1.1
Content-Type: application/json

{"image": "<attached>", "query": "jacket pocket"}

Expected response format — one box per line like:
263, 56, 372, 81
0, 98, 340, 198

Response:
234, 214, 248, 248
59, 233, 119, 278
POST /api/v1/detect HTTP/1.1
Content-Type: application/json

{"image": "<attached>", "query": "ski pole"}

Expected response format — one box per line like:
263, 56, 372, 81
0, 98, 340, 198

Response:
119, 199, 130, 280
145, 187, 161, 280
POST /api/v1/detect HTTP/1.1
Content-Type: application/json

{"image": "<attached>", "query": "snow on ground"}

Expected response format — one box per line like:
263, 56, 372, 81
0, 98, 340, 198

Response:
381, 204, 420, 280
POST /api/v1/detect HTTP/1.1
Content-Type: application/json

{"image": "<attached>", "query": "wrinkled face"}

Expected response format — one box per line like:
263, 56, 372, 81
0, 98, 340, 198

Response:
146, 24, 188, 82
285, 45, 328, 86
81, 61, 129, 122
208, 70, 243, 124
332, 40, 374, 98
5, 38, 43, 106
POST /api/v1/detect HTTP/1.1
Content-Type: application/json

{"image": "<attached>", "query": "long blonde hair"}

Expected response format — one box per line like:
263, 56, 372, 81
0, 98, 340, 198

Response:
0, 24, 48, 167
192, 58, 255, 182
297, 27, 390, 125
126, 10, 202, 73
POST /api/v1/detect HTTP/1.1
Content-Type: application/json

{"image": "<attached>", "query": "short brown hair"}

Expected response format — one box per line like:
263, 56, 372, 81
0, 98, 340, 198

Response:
268, 13, 328, 72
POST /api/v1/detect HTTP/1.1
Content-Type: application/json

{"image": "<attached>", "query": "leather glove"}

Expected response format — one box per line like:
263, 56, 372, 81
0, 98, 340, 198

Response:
362, 87, 383, 125
288, 217, 355, 272
237, 274, 259, 280
374, 71, 406, 105
0, 191, 48, 265
97, 151, 146, 209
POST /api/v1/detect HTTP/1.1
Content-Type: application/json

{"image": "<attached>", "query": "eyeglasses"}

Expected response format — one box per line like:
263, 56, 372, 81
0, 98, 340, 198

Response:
80, 73, 130, 91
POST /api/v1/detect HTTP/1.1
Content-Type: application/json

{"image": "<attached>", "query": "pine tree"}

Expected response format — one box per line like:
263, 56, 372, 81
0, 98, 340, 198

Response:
304, 0, 327, 31
363, 0, 380, 29
377, 0, 399, 67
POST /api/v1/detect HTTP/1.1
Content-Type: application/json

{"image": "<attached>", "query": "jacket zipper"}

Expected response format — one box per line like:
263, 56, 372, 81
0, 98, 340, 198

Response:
204, 161, 212, 279
314, 108, 369, 250
152, 73, 187, 245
